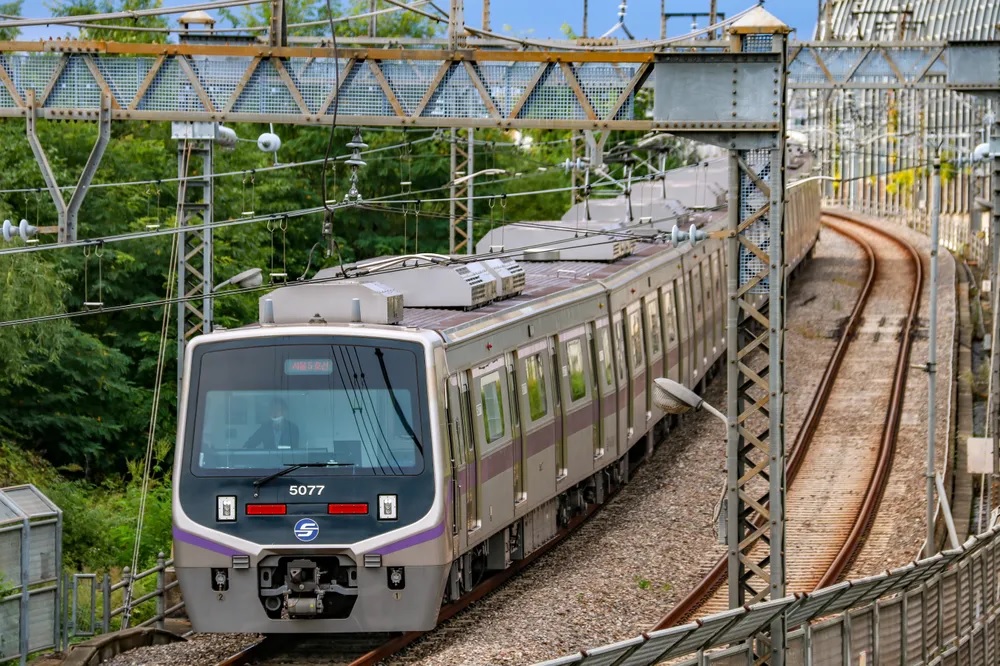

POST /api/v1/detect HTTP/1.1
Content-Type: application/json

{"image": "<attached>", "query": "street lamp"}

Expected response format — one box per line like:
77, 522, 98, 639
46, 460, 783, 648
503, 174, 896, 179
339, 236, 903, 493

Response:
212, 267, 263, 293
653, 377, 729, 538
207, 268, 264, 333
652, 377, 727, 426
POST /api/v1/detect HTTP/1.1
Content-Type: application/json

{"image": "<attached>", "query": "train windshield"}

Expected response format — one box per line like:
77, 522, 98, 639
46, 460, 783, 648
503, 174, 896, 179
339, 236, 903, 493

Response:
187, 340, 428, 476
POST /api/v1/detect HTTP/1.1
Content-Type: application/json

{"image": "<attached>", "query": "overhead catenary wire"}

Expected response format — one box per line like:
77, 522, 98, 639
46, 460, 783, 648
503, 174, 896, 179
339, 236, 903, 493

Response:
0, 133, 443, 196
0, 196, 674, 330
0, 165, 662, 259
0, 0, 265, 29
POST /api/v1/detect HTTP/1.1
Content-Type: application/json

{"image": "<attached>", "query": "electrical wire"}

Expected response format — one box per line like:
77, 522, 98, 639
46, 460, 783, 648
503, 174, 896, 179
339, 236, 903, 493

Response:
0, 224, 664, 330
461, 5, 754, 51
0, 165, 660, 259
0, 133, 442, 196
0, 0, 265, 29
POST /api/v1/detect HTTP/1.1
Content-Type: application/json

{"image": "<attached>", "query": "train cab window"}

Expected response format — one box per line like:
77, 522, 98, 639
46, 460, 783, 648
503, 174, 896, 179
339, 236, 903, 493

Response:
566, 339, 587, 401
597, 327, 614, 388
480, 372, 506, 444
525, 353, 548, 420
647, 299, 662, 356
628, 311, 644, 369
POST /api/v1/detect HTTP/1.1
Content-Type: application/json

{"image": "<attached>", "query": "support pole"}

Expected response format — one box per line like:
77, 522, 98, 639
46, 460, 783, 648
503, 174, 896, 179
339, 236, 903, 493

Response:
269, 0, 286, 47
25, 91, 111, 242
449, 129, 471, 254
482, 0, 490, 32
175, 131, 214, 384
926, 157, 941, 557
467, 128, 474, 255
368, 0, 376, 37
723, 19, 788, 664
990, 120, 1000, 478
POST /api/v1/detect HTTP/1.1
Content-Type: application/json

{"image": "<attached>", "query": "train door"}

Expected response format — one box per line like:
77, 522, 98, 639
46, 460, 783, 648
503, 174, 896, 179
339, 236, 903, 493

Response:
644, 294, 664, 418
557, 325, 595, 483
457, 373, 479, 534
662, 287, 680, 383
446, 376, 465, 554
592, 317, 616, 461
505, 351, 525, 508
675, 275, 692, 388
690, 263, 706, 382
471, 357, 514, 531
551, 338, 567, 482
514, 339, 557, 507
625, 302, 646, 442
612, 312, 630, 449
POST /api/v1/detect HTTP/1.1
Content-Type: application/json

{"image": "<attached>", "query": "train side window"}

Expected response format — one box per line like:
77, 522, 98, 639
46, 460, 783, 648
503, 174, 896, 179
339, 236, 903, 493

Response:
676, 276, 688, 335
480, 371, 506, 443
628, 310, 644, 369
663, 290, 677, 344
597, 327, 614, 387
566, 339, 587, 401
647, 299, 662, 356
525, 353, 548, 420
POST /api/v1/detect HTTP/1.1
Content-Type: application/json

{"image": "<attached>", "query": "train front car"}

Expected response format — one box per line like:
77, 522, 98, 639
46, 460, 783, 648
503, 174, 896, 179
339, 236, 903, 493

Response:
172, 327, 450, 633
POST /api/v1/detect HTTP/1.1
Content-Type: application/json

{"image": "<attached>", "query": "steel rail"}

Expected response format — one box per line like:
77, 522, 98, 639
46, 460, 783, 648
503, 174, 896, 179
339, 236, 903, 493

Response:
655, 211, 922, 629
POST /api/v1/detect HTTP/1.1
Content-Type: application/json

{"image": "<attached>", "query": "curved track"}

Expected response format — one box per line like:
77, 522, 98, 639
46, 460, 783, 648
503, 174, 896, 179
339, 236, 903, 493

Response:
656, 212, 923, 627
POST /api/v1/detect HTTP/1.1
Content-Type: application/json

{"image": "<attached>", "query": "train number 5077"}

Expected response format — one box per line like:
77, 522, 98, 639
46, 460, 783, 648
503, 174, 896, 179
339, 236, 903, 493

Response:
289, 485, 325, 496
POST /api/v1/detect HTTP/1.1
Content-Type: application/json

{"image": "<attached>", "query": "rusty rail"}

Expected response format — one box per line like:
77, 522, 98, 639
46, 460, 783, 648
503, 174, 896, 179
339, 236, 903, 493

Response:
655, 212, 923, 629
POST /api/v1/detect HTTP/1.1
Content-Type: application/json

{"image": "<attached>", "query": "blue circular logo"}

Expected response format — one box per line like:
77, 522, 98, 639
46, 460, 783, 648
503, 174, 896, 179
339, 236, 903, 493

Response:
293, 518, 319, 542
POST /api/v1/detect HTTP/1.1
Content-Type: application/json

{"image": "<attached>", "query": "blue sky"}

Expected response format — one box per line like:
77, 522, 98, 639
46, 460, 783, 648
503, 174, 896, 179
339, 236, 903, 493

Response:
15, 1, 819, 42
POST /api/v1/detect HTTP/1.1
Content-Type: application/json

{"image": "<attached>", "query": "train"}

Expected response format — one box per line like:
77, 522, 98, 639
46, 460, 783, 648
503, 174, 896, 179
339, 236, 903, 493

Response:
171, 152, 821, 633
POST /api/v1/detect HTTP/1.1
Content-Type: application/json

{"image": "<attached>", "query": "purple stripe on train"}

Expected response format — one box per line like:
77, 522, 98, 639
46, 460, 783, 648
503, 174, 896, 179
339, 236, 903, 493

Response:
173, 526, 247, 557
374, 520, 446, 555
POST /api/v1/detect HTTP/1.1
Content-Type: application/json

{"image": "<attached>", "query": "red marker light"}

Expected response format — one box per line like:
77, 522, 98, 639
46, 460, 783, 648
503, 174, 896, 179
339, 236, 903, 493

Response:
246, 503, 287, 516
328, 503, 369, 515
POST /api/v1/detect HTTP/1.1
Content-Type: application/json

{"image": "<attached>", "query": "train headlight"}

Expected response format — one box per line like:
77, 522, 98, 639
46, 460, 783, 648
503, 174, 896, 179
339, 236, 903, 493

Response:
216, 496, 237, 522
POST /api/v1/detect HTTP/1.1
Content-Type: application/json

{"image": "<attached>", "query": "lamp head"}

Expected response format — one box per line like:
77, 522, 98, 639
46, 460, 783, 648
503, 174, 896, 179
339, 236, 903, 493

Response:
231, 268, 264, 289
652, 377, 704, 415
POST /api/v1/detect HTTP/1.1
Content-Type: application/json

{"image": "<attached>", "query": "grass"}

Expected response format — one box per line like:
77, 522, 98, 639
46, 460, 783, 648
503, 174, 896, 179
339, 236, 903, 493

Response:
0, 439, 173, 628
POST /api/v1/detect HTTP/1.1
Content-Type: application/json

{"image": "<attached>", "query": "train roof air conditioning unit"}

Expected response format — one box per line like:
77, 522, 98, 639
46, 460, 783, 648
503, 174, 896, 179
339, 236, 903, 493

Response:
480, 257, 526, 299
476, 222, 635, 262
259, 281, 404, 325
317, 254, 498, 309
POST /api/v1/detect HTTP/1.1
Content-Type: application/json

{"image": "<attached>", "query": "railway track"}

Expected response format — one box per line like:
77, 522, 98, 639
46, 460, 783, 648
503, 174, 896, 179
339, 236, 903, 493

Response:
656, 212, 923, 627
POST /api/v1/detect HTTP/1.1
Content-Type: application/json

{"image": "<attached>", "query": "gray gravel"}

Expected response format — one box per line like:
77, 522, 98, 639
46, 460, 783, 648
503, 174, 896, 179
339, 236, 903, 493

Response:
101, 633, 260, 666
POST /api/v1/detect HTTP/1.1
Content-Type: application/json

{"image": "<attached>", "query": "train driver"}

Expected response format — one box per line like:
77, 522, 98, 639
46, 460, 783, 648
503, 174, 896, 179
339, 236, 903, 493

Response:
243, 397, 301, 450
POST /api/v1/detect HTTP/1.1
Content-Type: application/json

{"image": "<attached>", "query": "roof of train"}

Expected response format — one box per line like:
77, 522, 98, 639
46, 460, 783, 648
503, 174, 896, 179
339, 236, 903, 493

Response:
395, 157, 731, 335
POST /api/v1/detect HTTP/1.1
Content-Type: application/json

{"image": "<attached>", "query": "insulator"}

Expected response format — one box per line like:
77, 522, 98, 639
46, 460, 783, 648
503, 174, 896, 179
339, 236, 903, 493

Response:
257, 132, 282, 153
215, 125, 238, 150
345, 158, 367, 168
2, 219, 37, 242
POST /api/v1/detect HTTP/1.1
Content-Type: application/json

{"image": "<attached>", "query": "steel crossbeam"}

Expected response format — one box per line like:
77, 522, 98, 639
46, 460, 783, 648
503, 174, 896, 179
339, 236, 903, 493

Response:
788, 41, 948, 89
0, 41, 659, 130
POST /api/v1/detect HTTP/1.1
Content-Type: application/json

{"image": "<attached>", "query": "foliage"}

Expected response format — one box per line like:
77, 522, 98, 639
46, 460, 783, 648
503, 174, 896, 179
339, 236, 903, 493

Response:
0, 4, 690, 488
46, 0, 168, 42
0, 1, 23, 41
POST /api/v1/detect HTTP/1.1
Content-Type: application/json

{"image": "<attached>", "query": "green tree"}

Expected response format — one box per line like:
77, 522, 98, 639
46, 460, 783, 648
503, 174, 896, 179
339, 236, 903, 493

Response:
0, 1, 24, 40
45, 0, 168, 43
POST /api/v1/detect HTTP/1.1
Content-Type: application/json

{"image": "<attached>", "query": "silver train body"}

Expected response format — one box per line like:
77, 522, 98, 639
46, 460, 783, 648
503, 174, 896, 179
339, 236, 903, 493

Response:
172, 158, 821, 633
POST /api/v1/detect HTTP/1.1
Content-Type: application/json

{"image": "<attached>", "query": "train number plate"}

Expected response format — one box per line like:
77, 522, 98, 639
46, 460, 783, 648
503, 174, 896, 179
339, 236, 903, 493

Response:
289, 485, 325, 496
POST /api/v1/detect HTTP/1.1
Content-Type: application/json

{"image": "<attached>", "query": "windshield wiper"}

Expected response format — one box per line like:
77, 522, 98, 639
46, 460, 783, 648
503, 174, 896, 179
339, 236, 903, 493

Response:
252, 462, 353, 497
